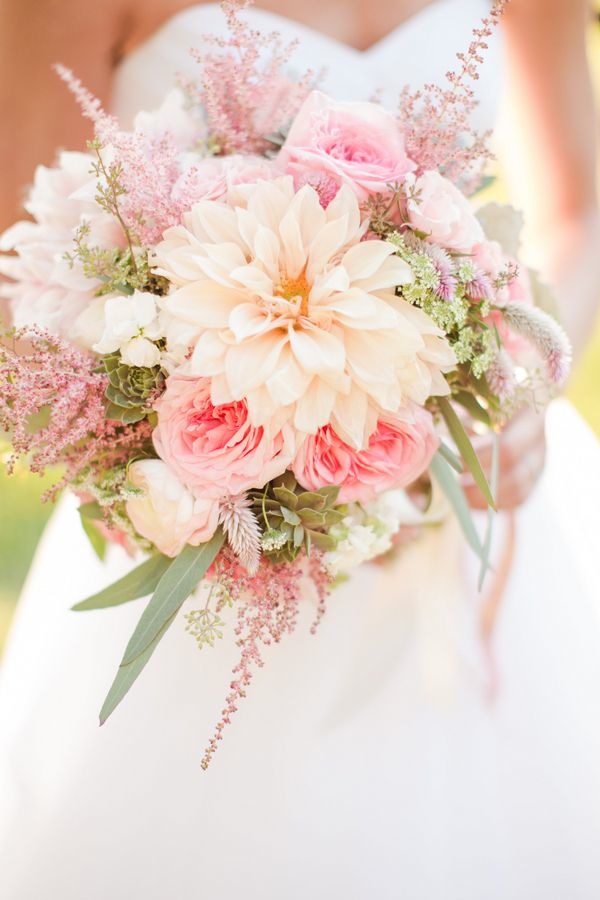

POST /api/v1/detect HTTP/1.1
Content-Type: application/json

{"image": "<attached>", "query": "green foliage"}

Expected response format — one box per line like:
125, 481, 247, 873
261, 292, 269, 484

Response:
72, 552, 171, 611
100, 530, 225, 723
102, 352, 164, 424
251, 472, 345, 563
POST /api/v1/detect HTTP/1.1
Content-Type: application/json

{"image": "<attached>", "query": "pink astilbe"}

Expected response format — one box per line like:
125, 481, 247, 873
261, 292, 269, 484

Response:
0, 328, 107, 477
0, 328, 153, 496
56, 67, 197, 245
189, 0, 317, 154
398, 0, 509, 188
200, 548, 331, 769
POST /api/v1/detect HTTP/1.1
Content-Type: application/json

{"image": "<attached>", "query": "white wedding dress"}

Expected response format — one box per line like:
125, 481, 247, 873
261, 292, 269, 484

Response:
2, 3, 600, 899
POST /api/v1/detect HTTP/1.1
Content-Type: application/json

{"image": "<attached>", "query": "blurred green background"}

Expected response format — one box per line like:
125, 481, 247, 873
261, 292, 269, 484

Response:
0, 13, 599, 654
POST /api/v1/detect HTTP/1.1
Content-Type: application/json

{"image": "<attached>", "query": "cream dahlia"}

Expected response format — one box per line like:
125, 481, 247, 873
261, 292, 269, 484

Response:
152, 177, 455, 447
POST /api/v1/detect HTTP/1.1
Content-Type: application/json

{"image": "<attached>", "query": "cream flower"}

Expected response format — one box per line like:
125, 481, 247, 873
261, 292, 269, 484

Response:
93, 291, 163, 367
153, 177, 454, 447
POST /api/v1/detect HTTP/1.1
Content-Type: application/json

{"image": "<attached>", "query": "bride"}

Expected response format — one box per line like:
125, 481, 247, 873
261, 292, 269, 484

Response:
1, 1, 600, 898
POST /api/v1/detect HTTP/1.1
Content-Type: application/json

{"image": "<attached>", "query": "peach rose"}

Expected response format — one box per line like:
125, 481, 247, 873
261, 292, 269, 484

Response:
126, 459, 220, 557
278, 90, 415, 201
405, 171, 484, 253
153, 374, 295, 497
292, 406, 439, 504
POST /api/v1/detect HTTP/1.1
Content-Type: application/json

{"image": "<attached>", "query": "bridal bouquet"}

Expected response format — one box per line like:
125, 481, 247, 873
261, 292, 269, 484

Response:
0, 1, 570, 766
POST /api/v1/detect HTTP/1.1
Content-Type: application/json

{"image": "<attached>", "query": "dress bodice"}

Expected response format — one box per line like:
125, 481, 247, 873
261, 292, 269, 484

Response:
111, 1, 502, 130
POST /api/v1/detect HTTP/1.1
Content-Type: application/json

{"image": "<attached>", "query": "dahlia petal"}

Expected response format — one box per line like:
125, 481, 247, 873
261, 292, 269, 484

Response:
164, 282, 245, 327
228, 303, 271, 341
353, 255, 414, 291
224, 332, 288, 397
189, 201, 245, 246
293, 379, 336, 434
341, 240, 396, 281
189, 330, 228, 376
288, 324, 345, 374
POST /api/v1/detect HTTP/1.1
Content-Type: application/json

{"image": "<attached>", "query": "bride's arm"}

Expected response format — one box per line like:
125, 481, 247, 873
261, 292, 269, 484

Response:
500, 0, 599, 357
464, 0, 599, 510
0, 0, 135, 232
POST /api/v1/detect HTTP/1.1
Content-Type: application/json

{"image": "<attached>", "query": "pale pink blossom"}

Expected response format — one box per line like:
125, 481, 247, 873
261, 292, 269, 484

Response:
405, 170, 484, 253
278, 91, 415, 201
293, 405, 438, 503
152, 374, 296, 497
126, 459, 220, 557
0, 151, 123, 337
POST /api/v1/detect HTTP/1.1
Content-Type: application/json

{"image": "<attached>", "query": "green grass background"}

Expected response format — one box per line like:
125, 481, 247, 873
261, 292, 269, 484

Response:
0, 16, 599, 652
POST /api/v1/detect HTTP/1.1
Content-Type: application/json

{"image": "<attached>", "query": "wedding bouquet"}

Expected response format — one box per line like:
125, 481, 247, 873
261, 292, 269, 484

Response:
0, 0, 570, 767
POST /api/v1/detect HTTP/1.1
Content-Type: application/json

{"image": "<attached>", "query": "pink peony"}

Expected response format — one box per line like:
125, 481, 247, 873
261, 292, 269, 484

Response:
292, 406, 439, 504
153, 374, 295, 497
405, 170, 484, 253
278, 91, 415, 201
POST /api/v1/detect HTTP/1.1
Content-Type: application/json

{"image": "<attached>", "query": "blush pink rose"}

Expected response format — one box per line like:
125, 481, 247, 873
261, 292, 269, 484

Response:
278, 90, 415, 201
405, 171, 484, 253
292, 406, 439, 504
153, 374, 295, 497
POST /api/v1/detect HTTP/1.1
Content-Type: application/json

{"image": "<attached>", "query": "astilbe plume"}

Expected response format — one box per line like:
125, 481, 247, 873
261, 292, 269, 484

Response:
55, 67, 193, 246
200, 548, 331, 769
398, 0, 509, 188
0, 328, 153, 497
188, 0, 317, 154
0, 328, 107, 476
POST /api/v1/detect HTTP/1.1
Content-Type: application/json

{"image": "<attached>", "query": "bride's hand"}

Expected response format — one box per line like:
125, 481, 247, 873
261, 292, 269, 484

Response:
461, 407, 547, 511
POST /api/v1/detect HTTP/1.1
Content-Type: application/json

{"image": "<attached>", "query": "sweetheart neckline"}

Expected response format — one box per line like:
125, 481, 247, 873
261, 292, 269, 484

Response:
123, 0, 458, 66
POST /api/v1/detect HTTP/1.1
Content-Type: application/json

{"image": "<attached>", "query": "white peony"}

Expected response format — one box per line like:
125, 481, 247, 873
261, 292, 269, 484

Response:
153, 177, 455, 447
126, 459, 220, 557
0, 151, 124, 337
93, 291, 163, 367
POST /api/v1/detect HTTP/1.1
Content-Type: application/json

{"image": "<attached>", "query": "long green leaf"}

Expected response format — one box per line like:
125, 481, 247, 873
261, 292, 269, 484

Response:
99, 612, 177, 725
438, 439, 464, 474
120, 529, 225, 666
452, 390, 491, 427
478, 433, 499, 590
439, 398, 496, 509
430, 452, 484, 561
72, 554, 171, 611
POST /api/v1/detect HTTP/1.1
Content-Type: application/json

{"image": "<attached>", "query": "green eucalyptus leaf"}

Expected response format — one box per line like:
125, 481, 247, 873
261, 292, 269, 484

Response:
438, 440, 464, 474
478, 433, 499, 590
439, 398, 495, 509
452, 390, 491, 427
80, 517, 107, 562
99, 612, 176, 725
72, 554, 172, 611
120, 529, 225, 667
430, 452, 485, 561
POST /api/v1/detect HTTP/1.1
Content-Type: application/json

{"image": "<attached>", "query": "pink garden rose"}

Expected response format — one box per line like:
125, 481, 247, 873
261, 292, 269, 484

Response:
278, 90, 415, 201
153, 374, 295, 497
126, 459, 220, 557
405, 170, 484, 253
292, 406, 439, 504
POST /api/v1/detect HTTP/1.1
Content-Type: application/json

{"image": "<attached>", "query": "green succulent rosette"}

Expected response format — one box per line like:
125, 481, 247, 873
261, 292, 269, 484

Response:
102, 352, 165, 424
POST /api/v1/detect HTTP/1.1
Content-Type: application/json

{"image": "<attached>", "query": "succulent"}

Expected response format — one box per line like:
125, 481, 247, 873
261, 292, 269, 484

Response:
102, 352, 165, 424
251, 471, 346, 563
